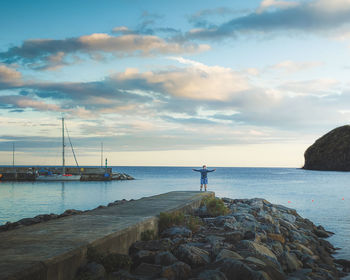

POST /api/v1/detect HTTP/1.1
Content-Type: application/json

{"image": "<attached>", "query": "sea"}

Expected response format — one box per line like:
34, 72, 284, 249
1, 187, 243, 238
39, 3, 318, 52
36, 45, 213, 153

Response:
0, 166, 350, 260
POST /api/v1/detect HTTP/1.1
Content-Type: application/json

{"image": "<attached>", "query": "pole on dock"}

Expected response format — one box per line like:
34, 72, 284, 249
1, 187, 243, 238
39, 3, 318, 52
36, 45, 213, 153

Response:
12, 142, 15, 168
101, 142, 103, 168
105, 157, 108, 174
12, 142, 17, 179
62, 117, 65, 175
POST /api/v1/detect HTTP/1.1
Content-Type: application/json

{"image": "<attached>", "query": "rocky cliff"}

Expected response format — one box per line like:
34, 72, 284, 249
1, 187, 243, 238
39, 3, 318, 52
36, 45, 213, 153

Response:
304, 125, 350, 171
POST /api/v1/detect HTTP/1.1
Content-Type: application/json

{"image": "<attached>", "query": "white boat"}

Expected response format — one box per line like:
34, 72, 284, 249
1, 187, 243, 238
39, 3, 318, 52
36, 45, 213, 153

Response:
36, 118, 81, 181
36, 174, 81, 181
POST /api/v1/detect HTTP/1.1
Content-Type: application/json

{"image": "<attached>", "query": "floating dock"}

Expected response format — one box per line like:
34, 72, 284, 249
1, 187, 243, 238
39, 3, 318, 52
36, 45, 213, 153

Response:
0, 191, 213, 280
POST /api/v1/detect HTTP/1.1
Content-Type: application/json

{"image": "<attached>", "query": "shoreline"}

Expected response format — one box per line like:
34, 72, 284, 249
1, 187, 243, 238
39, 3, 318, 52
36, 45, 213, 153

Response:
1, 193, 349, 279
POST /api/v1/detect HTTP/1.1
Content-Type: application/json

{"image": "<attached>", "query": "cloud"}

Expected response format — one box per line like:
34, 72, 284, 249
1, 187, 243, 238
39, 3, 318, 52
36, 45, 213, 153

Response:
0, 32, 210, 69
270, 60, 323, 73
257, 0, 299, 13
112, 26, 133, 34
186, 0, 350, 40
279, 78, 340, 95
1, 58, 350, 147
0, 95, 61, 112
113, 57, 251, 101
0, 64, 22, 88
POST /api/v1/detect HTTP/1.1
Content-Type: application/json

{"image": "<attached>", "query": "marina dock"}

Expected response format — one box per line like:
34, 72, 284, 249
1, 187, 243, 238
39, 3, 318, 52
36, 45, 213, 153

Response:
0, 167, 133, 181
0, 191, 213, 280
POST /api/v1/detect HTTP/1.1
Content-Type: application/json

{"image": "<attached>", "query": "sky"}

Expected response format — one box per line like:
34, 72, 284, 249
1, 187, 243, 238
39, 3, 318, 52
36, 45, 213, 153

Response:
1, 0, 350, 167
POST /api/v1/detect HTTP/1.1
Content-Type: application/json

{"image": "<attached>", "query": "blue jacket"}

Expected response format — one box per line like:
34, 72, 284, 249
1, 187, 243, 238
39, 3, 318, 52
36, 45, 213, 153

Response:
193, 168, 215, 179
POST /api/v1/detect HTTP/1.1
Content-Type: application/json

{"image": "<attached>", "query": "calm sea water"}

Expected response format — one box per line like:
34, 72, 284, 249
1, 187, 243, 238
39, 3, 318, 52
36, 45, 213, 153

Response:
0, 167, 350, 259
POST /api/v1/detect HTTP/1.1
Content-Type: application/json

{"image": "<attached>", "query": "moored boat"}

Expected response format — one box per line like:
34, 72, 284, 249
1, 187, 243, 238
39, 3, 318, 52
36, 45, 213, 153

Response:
36, 117, 81, 181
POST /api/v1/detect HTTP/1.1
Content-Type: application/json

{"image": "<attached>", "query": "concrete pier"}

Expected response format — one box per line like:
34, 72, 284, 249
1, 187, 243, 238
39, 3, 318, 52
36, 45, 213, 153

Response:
0, 191, 214, 280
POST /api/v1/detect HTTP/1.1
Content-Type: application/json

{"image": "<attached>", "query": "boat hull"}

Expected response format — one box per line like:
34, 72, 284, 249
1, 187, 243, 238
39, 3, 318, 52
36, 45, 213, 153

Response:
36, 175, 81, 181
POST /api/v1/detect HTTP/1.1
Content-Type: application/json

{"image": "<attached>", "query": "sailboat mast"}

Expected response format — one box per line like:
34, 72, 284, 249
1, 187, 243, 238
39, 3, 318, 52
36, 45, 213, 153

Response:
101, 142, 103, 168
12, 142, 15, 168
62, 117, 65, 175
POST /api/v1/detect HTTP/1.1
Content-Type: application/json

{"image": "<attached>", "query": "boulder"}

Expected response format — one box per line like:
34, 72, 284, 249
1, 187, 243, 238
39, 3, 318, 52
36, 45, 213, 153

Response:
295, 243, 313, 256
279, 251, 302, 272
334, 259, 350, 272
245, 256, 266, 267
207, 235, 225, 256
76, 262, 105, 280
267, 233, 285, 244
161, 261, 191, 280
129, 239, 173, 255
280, 213, 296, 224
224, 231, 244, 244
197, 270, 228, 280
244, 231, 257, 241
218, 259, 266, 280
313, 228, 332, 238
131, 250, 155, 267
236, 240, 282, 272
173, 244, 210, 267
17, 217, 41, 226
215, 249, 244, 262
260, 265, 286, 280
161, 227, 192, 238
111, 269, 138, 280
270, 241, 284, 257
101, 253, 132, 273
155, 251, 178, 266
134, 263, 162, 278
236, 240, 277, 261
303, 125, 350, 171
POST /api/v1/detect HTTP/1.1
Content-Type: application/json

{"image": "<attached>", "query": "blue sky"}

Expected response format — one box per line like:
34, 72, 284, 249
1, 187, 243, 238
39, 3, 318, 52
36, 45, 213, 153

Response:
1, 0, 350, 167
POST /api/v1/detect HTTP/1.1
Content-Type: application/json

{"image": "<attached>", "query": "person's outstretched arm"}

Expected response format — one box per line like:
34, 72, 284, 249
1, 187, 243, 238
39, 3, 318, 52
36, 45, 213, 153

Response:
192, 169, 200, 172
207, 168, 216, 172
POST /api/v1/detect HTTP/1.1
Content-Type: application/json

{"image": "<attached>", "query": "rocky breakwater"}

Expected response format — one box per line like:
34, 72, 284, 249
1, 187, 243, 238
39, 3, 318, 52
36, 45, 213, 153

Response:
304, 125, 350, 171
75, 197, 349, 280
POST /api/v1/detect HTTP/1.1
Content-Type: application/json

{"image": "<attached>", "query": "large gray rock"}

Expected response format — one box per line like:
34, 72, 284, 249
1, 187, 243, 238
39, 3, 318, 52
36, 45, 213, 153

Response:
129, 239, 173, 255
218, 259, 265, 280
279, 251, 302, 272
236, 240, 282, 272
197, 270, 228, 280
216, 249, 244, 262
131, 250, 155, 267
174, 244, 210, 267
77, 262, 106, 280
303, 125, 350, 171
237, 240, 277, 261
134, 263, 162, 278
161, 261, 191, 280
224, 231, 244, 244
155, 251, 178, 266
161, 227, 192, 238
17, 217, 41, 226
203, 216, 237, 227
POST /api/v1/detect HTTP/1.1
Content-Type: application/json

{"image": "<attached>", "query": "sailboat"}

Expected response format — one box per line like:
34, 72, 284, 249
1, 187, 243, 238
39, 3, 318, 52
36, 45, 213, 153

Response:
36, 118, 81, 181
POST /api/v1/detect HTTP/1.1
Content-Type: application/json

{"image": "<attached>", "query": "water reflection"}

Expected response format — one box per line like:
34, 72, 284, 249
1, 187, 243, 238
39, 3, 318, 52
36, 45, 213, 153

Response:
61, 182, 65, 209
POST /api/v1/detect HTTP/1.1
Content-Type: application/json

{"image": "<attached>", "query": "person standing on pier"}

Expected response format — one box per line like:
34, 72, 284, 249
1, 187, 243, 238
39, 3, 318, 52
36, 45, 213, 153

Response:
192, 165, 216, 191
